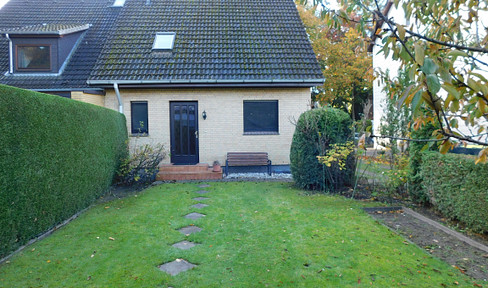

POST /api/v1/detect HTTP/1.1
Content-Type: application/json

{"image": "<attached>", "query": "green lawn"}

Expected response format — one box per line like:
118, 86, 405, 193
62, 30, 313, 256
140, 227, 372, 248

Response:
0, 182, 478, 287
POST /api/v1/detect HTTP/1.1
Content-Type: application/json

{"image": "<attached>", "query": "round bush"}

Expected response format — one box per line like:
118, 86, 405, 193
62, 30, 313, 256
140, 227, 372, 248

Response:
290, 107, 354, 191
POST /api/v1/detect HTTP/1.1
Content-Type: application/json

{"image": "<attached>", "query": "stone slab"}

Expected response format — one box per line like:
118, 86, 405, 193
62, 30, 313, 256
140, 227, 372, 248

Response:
158, 259, 197, 275
191, 203, 209, 209
195, 190, 209, 194
184, 212, 206, 220
172, 240, 199, 250
178, 225, 202, 235
192, 197, 210, 201
198, 184, 211, 188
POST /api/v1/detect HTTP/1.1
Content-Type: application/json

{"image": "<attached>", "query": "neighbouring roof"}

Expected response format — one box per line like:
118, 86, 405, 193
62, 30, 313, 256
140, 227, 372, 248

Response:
0, 0, 324, 90
89, 0, 324, 87
0, 23, 91, 36
0, 0, 121, 90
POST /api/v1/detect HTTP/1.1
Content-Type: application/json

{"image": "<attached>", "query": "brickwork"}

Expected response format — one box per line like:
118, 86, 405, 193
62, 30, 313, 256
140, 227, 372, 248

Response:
104, 88, 311, 165
71, 91, 105, 107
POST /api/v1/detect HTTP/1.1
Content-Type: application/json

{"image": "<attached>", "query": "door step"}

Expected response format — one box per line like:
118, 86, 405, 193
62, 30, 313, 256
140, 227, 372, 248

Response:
157, 164, 222, 181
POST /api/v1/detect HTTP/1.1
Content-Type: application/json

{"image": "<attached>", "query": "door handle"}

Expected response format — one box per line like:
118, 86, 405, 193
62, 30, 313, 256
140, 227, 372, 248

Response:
195, 130, 199, 139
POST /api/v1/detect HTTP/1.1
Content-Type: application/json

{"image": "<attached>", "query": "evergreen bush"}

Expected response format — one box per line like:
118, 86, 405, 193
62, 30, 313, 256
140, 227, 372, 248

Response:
290, 107, 354, 191
0, 85, 127, 258
408, 121, 439, 203
420, 152, 488, 233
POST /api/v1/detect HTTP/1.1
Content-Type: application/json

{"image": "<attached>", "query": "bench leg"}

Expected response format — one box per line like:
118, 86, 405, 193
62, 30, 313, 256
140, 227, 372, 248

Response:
225, 160, 229, 176
268, 160, 272, 175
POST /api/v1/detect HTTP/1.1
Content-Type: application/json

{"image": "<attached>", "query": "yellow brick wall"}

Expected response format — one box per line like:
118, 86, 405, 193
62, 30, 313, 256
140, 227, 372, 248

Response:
71, 91, 105, 107
104, 88, 311, 165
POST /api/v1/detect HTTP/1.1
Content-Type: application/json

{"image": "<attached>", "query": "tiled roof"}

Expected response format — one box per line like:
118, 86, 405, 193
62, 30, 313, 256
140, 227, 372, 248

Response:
0, 0, 323, 90
0, 0, 121, 90
89, 0, 324, 86
0, 24, 91, 35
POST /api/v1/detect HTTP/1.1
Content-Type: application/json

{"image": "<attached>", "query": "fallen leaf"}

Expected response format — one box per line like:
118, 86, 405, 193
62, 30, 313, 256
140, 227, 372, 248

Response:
474, 283, 482, 287
108, 237, 115, 241
47, 260, 51, 263
453, 281, 459, 285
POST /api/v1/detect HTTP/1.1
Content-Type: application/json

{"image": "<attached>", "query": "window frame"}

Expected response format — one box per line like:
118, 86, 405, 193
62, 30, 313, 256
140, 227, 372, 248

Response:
243, 100, 279, 135
15, 44, 52, 72
130, 101, 149, 136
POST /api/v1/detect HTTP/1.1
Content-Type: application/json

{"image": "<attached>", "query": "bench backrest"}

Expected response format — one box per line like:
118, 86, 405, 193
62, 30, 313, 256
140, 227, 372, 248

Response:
227, 152, 269, 166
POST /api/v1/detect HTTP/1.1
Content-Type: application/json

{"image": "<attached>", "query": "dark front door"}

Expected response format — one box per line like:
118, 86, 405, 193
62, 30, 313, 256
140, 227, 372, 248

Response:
170, 101, 199, 164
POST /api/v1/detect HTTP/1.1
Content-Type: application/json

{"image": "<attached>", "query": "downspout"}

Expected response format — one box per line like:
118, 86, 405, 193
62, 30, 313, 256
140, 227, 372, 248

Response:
6, 34, 13, 74
113, 83, 123, 114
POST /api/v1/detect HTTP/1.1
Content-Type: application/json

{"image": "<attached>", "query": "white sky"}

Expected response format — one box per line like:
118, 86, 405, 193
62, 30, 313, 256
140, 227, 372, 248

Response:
0, 0, 8, 9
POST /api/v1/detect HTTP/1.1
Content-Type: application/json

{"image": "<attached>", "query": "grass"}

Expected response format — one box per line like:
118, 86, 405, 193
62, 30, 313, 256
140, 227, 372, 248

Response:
0, 182, 479, 287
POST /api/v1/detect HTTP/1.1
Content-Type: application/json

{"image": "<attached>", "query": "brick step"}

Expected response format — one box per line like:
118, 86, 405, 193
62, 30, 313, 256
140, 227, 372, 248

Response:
156, 168, 222, 181
159, 163, 209, 173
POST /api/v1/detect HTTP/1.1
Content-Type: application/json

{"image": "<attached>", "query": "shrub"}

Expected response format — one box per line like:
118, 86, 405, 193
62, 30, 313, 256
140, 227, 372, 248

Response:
420, 152, 488, 233
0, 85, 127, 258
408, 121, 439, 203
290, 107, 354, 191
116, 142, 167, 186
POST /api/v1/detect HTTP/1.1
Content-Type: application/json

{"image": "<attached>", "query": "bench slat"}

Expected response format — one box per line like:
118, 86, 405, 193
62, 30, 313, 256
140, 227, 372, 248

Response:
226, 152, 272, 175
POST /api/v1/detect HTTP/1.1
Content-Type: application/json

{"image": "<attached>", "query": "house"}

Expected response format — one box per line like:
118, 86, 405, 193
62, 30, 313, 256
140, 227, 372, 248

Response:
0, 0, 323, 176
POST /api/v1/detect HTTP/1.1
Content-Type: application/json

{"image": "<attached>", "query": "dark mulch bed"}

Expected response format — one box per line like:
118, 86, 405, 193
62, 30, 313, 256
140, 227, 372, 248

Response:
366, 207, 488, 282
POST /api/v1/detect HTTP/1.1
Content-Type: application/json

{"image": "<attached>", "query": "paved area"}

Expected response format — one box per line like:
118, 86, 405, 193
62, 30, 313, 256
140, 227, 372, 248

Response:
184, 212, 205, 220
191, 203, 209, 209
159, 183, 212, 276
172, 240, 199, 250
195, 190, 210, 194
158, 259, 197, 276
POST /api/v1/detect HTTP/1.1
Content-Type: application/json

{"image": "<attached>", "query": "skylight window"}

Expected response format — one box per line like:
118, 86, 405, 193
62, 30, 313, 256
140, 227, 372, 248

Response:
112, 0, 126, 7
152, 32, 176, 51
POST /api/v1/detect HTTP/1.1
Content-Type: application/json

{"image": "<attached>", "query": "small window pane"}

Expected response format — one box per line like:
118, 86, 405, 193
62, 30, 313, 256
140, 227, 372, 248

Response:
244, 101, 278, 133
131, 102, 148, 134
17, 45, 50, 70
153, 32, 175, 50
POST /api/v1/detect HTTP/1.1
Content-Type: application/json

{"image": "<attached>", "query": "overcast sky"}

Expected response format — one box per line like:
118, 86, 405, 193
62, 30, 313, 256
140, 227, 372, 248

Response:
0, 0, 8, 9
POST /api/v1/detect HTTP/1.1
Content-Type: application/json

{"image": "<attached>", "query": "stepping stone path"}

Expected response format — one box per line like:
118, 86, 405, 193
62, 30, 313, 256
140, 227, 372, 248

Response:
184, 212, 206, 220
159, 184, 213, 276
172, 240, 199, 250
191, 203, 209, 209
158, 259, 197, 276
195, 190, 209, 194
178, 225, 202, 235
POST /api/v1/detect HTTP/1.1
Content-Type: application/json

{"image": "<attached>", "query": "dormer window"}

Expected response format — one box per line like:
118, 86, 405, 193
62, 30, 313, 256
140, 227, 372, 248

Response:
1, 23, 90, 75
17, 45, 51, 71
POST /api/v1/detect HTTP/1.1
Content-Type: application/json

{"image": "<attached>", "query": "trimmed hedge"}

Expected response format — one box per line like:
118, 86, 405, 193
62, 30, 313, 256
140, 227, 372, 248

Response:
420, 152, 488, 233
0, 85, 127, 258
290, 107, 354, 191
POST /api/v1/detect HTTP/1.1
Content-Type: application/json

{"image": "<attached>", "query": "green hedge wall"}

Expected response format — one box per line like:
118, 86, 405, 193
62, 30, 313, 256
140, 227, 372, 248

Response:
420, 152, 488, 233
0, 85, 127, 258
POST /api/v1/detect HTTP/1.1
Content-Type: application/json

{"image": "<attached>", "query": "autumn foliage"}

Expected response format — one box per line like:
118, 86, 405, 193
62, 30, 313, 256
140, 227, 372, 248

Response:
298, 5, 373, 120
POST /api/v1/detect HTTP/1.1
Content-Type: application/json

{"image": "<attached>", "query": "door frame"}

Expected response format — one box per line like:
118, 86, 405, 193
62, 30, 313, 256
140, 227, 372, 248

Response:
169, 101, 199, 165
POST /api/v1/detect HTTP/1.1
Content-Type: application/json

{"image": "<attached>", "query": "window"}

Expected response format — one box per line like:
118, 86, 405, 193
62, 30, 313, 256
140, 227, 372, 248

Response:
243, 100, 279, 134
112, 0, 126, 7
16, 45, 51, 71
152, 32, 176, 50
131, 101, 148, 134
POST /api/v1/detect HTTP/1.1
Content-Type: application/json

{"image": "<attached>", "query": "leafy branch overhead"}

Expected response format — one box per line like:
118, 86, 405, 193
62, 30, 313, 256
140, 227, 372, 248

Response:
302, 0, 488, 161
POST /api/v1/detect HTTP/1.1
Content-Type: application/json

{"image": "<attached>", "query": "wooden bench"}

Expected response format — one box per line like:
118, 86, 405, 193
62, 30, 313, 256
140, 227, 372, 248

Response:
225, 152, 272, 176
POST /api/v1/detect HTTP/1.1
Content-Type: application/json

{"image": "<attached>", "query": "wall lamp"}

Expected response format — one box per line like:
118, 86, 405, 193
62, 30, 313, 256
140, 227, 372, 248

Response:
202, 110, 207, 120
